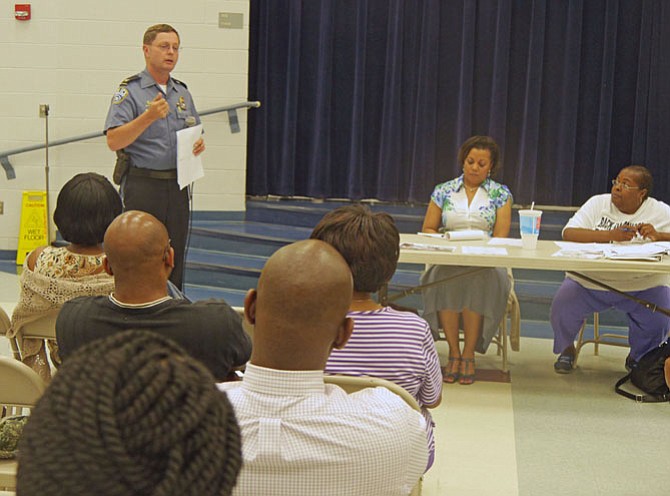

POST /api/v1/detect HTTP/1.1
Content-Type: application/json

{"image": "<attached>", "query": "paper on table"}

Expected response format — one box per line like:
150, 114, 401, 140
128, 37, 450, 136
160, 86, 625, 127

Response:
177, 124, 204, 190
400, 242, 456, 252
444, 229, 486, 241
488, 238, 522, 247
461, 246, 508, 255
416, 232, 444, 239
605, 242, 670, 261
552, 241, 670, 261
552, 250, 602, 259
554, 241, 605, 251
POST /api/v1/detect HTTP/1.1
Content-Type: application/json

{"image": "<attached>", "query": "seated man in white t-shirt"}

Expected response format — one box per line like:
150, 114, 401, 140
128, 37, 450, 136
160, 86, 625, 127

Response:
551, 165, 670, 373
218, 240, 427, 496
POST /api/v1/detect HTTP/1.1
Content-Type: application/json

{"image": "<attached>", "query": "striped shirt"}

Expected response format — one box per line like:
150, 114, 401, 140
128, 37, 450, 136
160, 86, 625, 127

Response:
219, 364, 427, 496
326, 307, 443, 467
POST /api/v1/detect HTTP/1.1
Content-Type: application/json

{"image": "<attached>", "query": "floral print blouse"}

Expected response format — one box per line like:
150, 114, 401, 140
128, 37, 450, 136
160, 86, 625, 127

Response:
430, 174, 512, 235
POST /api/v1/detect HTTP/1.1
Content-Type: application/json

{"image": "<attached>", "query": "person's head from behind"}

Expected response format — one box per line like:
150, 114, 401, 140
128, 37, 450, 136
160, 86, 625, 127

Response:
245, 239, 354, 371
17, 330, 242, 496
103, 210, 174, 284
53, 172, 122, 246
310, 205, 399, 293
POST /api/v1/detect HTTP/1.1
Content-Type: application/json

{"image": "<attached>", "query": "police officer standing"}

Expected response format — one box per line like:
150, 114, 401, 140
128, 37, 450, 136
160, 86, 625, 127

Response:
104, 24, 204, 290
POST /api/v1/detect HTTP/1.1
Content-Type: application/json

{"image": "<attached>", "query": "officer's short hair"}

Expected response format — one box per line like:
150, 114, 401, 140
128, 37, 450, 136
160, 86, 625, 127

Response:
143, 24, 180, 45
54, 172, 122, 246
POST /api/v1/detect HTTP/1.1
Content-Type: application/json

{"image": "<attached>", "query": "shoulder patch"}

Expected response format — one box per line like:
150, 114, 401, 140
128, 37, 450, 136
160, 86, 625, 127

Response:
112, 87, 129, 105
172, 78, 188, 89
119, 74, 140, 87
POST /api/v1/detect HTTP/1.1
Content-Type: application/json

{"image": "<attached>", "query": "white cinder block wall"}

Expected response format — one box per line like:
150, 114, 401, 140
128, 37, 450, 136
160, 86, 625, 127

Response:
0, 0, 251, 251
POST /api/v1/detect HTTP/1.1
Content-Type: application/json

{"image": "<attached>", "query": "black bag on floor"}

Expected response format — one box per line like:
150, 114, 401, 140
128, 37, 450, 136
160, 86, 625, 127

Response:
615, 341, 670, 403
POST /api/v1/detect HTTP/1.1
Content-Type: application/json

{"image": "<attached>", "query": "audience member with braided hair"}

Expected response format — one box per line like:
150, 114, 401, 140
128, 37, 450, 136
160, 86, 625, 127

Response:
17, 330, 242, 496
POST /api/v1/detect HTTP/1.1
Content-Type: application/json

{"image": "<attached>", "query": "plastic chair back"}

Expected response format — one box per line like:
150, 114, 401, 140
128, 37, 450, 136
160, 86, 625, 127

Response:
9, 310, 59, 361
0, 356, 46, 491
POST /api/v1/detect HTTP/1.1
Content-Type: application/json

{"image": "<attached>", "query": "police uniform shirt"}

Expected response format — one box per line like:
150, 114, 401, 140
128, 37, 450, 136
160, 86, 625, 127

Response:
104, 69, 201, 171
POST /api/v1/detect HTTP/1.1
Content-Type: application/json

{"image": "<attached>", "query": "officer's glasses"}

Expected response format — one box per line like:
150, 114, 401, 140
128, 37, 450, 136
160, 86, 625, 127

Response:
611, 180, 640, 191
153, 43, 180, 53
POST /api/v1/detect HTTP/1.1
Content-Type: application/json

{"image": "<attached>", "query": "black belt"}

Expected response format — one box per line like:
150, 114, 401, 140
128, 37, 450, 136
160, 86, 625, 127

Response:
127, 167, 177, 180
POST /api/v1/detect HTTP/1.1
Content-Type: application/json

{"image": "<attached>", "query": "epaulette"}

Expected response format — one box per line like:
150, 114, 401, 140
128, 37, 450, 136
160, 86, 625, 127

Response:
172, 77, 188, 89
119, 74, 141, 86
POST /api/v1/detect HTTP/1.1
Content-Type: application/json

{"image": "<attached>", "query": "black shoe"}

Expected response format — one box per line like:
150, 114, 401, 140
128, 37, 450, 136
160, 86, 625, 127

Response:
625, 354, 638, 372
554, 353, 575, 374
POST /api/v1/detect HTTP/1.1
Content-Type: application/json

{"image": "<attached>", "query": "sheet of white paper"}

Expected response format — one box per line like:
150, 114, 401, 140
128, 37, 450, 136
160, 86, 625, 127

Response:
488, 238, 522, 247
400, 242, 455, 252
604, 242, 670, 257
461, 246, 508, 255
416, 232, 444, 239
177, 124, 204, 190
552, 249, 603, 259
554, 241, 606, 251
553, 241, 670, 261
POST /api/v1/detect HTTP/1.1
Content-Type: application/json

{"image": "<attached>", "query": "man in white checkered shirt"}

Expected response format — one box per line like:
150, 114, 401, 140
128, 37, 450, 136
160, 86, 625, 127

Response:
219, 239, 427, 495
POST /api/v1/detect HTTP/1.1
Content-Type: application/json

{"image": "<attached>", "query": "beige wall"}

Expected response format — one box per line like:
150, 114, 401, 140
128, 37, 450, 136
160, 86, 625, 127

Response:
0, 0, 250, 250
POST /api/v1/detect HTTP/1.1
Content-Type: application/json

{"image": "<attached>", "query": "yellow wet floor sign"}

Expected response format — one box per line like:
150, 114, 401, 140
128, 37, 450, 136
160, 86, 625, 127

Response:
17, 191, 48, 265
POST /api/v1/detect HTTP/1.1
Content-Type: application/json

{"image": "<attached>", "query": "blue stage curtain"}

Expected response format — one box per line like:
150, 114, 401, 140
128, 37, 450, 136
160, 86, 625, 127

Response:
247, 0, 670, 205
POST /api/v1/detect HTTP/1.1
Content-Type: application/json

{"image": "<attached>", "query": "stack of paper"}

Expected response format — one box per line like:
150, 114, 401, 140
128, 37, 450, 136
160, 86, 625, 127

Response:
552, 241, 670, 262
605, 242, 670, 261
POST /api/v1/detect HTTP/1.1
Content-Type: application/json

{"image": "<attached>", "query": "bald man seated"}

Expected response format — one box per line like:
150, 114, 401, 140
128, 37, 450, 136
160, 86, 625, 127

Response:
218, 240, 427, 496
56, 210, 251, 381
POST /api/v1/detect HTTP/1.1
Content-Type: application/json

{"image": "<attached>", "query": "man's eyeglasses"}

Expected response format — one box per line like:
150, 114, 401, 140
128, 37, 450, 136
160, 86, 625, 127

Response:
153, 43, 180, 53
611, 180, 640, 191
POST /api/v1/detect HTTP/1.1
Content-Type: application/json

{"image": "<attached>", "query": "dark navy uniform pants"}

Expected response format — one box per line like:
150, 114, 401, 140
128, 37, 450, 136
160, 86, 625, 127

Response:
122, 173, 189, 290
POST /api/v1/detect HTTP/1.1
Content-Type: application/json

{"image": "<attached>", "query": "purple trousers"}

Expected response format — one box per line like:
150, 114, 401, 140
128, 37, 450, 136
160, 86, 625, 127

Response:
550, 278, 670, 361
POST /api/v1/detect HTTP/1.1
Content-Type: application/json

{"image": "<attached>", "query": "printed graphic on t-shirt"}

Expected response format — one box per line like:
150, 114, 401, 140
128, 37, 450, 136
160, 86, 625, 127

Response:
595, 217, 638, 231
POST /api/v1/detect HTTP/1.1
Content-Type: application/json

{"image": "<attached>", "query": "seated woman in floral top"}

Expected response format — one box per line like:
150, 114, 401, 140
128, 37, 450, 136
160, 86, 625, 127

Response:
421, 136, 512, 385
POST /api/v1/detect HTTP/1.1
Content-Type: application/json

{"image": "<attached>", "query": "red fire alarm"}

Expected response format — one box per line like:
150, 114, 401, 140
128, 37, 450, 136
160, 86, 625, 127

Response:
15, 4, 31, 21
